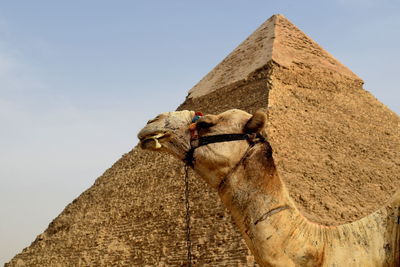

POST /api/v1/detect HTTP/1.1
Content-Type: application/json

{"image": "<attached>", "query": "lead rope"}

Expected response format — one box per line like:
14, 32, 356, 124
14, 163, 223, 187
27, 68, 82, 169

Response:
183, 112, 202, 267
184, 164, 193, 266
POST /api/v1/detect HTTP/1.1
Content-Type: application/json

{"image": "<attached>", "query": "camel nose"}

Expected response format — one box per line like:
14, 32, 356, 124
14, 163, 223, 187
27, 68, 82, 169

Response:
137, 128, 153, 141
137, 128, 152, 141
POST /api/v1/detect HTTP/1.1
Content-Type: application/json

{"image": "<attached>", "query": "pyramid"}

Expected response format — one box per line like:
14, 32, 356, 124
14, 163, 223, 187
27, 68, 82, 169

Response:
7, 14, 399, 266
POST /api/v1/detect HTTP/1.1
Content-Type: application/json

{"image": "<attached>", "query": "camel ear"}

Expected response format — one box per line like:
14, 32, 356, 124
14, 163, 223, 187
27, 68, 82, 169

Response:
244, 110, 267, 134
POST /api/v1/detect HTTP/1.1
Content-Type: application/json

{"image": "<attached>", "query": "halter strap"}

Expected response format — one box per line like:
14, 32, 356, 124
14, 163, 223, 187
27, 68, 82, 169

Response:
184, 133, 265, 166
199, 133, 250, 145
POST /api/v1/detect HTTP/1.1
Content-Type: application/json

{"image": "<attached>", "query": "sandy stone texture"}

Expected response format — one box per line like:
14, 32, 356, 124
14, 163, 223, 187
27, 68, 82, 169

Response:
7, 14, 399, 266
7, 149, 255, 266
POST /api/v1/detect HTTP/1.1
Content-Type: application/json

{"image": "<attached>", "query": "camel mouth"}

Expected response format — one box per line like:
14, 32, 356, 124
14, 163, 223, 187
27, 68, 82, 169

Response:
139, 132, 170, 150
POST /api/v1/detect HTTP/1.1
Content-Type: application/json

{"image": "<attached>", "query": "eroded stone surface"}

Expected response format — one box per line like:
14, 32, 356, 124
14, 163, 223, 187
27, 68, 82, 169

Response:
7, 149, 254, 266
268, 62, 399, 224
7, 14, 399, 266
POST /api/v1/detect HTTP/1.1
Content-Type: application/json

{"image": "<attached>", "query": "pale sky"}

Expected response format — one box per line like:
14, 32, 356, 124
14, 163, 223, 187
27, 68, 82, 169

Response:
0, 1, 399, 264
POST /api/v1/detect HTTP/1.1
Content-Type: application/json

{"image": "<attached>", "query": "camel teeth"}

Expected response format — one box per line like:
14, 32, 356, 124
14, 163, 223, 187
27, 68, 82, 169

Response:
154, 138, 162, 149
153, 133, 165, 139
143, 133, 165, 141
142, 133, 165, 149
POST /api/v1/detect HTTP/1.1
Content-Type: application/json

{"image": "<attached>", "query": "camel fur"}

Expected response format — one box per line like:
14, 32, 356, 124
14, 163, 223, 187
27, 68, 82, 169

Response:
138, 109, 400, 267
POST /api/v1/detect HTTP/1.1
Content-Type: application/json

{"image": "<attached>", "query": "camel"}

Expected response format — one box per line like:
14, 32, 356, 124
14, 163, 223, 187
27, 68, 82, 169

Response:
138, 109, 400, 267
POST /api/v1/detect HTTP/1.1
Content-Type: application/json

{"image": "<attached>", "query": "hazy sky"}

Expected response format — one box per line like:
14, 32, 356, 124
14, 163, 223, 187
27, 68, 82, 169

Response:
0, 1, 399, 264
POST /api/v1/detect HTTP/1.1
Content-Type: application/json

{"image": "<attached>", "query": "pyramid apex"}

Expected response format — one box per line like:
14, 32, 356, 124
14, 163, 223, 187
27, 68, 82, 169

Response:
272, 13, 285, 18
188, 15, 362, 99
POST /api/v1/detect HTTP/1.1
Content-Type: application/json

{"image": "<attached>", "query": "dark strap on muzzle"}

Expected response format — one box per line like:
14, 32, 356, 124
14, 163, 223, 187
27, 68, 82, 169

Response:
184, 133, 265, 166
199, 133, 251, 146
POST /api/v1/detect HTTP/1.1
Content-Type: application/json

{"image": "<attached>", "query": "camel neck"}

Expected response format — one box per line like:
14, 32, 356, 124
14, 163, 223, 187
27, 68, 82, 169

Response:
217, 143, 295, 220
216, 144, 311, 265
215, 144, 400, 266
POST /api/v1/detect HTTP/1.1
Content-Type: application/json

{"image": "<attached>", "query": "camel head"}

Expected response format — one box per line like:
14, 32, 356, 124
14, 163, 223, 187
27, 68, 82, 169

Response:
138, 109, 267, 188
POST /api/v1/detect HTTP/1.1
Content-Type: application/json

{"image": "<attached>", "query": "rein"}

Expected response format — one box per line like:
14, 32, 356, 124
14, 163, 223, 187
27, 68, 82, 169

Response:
183, 165, 192, 266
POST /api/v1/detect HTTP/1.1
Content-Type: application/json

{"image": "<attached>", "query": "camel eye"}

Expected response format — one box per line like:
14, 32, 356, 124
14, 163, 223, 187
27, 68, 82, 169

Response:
196, 121, 214, 129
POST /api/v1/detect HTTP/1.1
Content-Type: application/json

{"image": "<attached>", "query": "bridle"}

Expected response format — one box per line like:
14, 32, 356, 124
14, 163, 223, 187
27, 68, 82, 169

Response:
181, 112, 267, 267
184, 132, 266, 167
